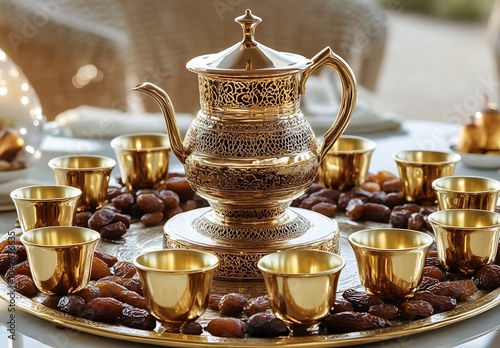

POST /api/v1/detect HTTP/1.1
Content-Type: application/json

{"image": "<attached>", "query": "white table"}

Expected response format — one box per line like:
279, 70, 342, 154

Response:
1, 120, 499, 348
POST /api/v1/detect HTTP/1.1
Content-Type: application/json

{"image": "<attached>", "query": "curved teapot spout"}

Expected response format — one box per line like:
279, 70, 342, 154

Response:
132, 82, 187, 164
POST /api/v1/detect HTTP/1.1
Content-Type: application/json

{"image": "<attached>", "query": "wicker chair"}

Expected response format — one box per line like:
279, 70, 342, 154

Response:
0, 0, 388, 120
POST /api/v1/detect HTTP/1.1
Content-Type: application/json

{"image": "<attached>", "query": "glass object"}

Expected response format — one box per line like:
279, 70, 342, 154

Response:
0, 49, 45, 181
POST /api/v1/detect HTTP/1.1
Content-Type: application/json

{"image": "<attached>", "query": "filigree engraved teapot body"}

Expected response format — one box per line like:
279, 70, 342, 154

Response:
134, 10, 356, 240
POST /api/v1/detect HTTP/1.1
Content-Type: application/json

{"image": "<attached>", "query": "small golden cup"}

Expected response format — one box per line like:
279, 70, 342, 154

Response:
10, 185, 82, 232
432, 176, 500, 211
348, 228, 433, 299
20, 226, 100, 295
393, 150, 461, 204
48, 155, 116, 211
110, 133, 171, 191
257, 249, 345, 330
133, 249, 219, 332
428, 209, 500, 274
318, 135, 376, 191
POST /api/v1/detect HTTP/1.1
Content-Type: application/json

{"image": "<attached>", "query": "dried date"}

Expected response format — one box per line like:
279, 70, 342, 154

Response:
84, 297, 124, 322
399, 300, 433, 319
423, 266, 444, 280
342, 288, 384, 312
181, 321, 203, 335
218, 293, 247, 317
311, 202, 337, 217
362, 203, 391, 223
412, 290, 456, 312
206, 317, 246, 338
88, 209, 116, 231
368, 303, 399, 319
140, 212, 164, 226
322, 311, 387, 334
113, 261, 137, 278
91, 257, 111, 280
119, 305, 156, 330
472, 264, 500, 290
246, 313, 290, 338
93, 250, 118, 267
136, 193, 163, 213
58, 295, 86, 316
99, 221, 127, 240
331, 299, 354, 314
14, 274, 37, 297
243, 295, 270, 317
427, 279, 477, 301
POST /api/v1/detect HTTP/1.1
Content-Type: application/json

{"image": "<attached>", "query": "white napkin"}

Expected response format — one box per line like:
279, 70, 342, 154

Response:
301, 69, 401, 135
0, 178, 40, 211
51, 72, 400, 139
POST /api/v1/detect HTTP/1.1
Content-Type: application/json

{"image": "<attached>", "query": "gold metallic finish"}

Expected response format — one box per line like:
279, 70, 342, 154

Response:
2, 218, 500, 347
258, 250, 345, 329
432, 176, 500, 211
476, 106, 500, 151
110, 133, 171, 191
164, 207, 340, 280
134, 249, 218, 332
20, 226, 100, 295
393, 150, 461, 204
428, 209, 500, 274
318, 135, 376, 191
349, 228, 433, 299
48, 155, 116, 211
132, 10, 356, 247
10, 185, 81, 232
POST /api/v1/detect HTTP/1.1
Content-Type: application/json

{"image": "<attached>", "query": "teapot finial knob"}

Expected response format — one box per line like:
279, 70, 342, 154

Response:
235, 9, 261, 48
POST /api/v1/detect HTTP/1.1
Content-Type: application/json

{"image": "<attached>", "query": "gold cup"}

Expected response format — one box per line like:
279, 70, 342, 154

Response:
110, 133, 171, 191
432, 176, 500, 211
133, 249, 219, 332
428, 209, 500, 274
348, 228, 433, 299
20, 226, 100, 295
393, 150, 461, 204
48, 155, 116, 211
257, 249, 345, 330
318, 135, 376, 191
10, 185, 82, 232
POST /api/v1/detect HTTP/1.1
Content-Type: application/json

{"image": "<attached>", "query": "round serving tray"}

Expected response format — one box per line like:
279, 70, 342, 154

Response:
1, 214, 499, 347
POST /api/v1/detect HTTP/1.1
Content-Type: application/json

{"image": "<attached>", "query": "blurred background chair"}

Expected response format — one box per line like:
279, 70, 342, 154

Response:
0, 0, 388, 120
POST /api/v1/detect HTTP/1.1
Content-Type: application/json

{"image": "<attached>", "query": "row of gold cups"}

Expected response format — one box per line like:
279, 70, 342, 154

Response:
8, 132, 500, 333
318, 136, 500, 302
7, 133, 172, 308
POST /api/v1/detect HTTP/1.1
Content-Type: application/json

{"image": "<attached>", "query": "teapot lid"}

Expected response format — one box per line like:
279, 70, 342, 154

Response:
186, 9, 310, 76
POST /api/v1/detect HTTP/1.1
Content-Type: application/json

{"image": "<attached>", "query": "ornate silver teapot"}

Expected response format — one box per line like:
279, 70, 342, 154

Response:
134, 10, 356, 246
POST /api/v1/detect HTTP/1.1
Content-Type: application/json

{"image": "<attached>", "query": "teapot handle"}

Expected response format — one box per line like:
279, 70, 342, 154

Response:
299, 47, 357, 163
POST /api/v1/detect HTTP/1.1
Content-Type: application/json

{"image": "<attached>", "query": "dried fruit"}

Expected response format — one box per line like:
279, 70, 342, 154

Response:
119, 305, 156, 330
323, 311, 387, 334
427, 279, 477, 301
412, 291, 456, 312
218, 293, 247, 317
58, 295, 86, 316
246, 313, 290, 338
342, 288, 384, 312
399, 300, 434, 319
472, 264, 500, 290
206, 317, 246, 338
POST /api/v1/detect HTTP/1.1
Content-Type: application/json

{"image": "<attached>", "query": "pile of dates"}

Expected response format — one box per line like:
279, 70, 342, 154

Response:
1, 237, 500, 337
74, 173, 208, 240
293, 171, 439, 230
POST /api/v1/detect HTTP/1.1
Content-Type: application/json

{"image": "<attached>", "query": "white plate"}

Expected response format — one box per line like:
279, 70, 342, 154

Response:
0, 167, 30, 184
450, 145, 500, 169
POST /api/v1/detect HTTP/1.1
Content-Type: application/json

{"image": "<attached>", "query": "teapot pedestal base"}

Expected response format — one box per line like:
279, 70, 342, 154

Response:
163, 207, 340, 281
